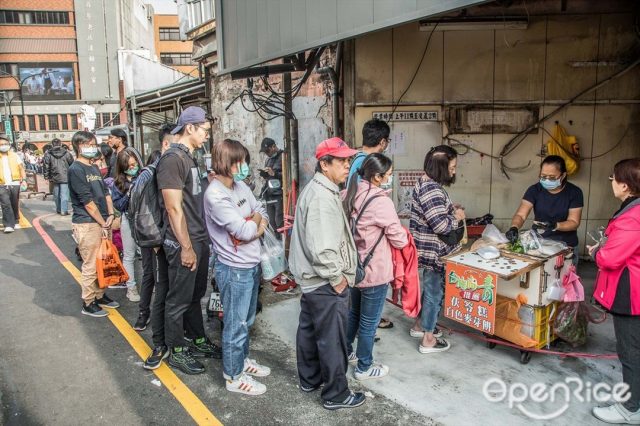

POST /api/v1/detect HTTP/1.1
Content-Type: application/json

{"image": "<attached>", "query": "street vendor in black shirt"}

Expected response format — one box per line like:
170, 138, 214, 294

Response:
259, 137, 284, 239
506, 155, 584, 265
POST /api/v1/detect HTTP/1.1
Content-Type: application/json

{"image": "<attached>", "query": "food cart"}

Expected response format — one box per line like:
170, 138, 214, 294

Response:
442, 246, 573, 363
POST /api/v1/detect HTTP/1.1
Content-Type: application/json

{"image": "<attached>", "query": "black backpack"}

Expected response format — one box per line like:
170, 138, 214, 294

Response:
128, 159, 164, 248
351, 195, 385, 284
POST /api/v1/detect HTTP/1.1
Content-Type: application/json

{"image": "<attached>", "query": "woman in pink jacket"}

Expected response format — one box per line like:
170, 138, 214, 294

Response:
342, 153, 408, 381
589, 158, 640, 424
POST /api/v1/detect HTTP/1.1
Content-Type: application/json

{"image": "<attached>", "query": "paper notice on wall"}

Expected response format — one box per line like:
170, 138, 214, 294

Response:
396, 170, 423, 219
387, 131, 406, 155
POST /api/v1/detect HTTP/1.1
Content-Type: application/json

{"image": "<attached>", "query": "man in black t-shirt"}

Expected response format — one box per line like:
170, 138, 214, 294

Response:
68, 131, 120, 317
146, 106, 221, 375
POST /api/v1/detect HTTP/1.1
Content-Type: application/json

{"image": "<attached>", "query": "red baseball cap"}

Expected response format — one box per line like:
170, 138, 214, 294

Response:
315, 137, 358, 160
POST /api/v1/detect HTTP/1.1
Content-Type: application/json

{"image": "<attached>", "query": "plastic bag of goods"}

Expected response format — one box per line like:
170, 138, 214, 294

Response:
481, 224, 509, 244
260, 227, 287, 280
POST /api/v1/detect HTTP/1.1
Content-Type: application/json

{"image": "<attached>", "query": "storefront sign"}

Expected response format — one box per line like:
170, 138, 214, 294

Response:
444, 262, 497, 334
372, 111, 438, 122
397, 170, 423, 187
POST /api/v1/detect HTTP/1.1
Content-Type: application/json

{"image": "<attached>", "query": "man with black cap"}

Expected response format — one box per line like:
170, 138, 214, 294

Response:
146, 106, 221, 374
107, 128, 128, 177
259, 137, 284, 238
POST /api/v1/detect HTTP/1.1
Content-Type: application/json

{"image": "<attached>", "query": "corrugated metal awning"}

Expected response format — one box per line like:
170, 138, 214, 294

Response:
215, 0, 489, 74
0, 38, 76, 53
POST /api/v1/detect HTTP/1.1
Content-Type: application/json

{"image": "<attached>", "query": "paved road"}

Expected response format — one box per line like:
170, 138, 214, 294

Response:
0, 198, 430, 426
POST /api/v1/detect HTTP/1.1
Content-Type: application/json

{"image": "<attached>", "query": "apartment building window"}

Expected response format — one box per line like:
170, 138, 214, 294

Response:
111, 113, 120, 126
160, 53, 193, 66
0, 10, 69, 25
48, 114, 59, 130
27, 115, 36, 131
95, 114, 102, 128
70, 114, 78, 129
60, 114, 69, 130
39, 115, 46, 130
101, 113, 111, 127
0, 63, 19, 77
159, 27, 181, 41
14, 116, 25, 131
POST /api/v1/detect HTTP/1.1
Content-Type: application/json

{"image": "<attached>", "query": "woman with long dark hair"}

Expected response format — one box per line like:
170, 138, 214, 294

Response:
589, 159, 640, 424
342, 153, 407, 380
111, 147, 144, 302
506, 155, 584, 264
409, 145, 465, 353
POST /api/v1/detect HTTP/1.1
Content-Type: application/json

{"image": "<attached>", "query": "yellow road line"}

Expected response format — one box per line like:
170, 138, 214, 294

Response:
19, 214, 32, 228
34, 216, 222, 426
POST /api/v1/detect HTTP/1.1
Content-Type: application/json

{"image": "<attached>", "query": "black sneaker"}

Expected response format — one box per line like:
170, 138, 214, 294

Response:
133, 312, 150, 331
81, 301, 108, 318
95, 294, 120, 309
168, 347, 205, 375
144, 345, 169, 370
189, 337, 222, 359
323, 391, 366, 410
300, 382, 323, 393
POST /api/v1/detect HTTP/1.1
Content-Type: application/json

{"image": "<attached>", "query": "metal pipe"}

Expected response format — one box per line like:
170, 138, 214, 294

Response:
317, 42, 343, 137
135, 83, 206, 107
355, 99, 640, 106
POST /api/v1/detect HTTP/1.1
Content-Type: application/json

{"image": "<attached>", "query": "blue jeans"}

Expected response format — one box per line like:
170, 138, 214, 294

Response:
346, 284, 388, 372
419, 268, 445, 332
53, 183, 69, 214
215, 261, 260, 380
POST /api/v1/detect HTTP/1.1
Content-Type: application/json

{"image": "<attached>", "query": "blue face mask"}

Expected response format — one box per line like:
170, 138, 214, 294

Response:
124, 166, 139, 177
233, 162, 250, 182
540, 178, 562, 191
380, 174, 393, 190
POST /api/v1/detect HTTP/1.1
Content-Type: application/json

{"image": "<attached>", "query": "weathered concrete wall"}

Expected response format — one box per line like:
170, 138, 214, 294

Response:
352, 10, 640, 254
208, 50, 335, 190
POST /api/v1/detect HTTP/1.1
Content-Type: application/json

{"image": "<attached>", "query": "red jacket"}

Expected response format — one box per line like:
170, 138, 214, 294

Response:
593, 200, 640, 315
391, 228, 421, 318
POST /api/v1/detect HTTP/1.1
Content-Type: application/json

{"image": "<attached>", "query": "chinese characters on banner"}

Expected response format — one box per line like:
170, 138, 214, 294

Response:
444, 262, 497, 335
372, 111, 438, 121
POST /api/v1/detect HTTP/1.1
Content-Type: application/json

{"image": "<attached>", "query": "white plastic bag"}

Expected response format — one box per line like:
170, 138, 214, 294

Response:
481, 224, 509, 244
260, 227, 287, 280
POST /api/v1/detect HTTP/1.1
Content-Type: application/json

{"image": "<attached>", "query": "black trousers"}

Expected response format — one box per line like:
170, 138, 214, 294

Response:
266, 197, 283, 239
613, 314, 640, 411
0, 185, 17, 228
162, 239, 210, 349
296, 283, 350, 403
9, 185, 19, 222
139, 247, 157, 315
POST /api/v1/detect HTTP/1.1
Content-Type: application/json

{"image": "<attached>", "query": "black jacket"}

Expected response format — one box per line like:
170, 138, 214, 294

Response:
260, 149, 283, 200
43, 146, 74, 183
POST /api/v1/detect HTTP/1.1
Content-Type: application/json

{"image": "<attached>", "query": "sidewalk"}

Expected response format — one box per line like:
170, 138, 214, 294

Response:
259, 263, 619, 425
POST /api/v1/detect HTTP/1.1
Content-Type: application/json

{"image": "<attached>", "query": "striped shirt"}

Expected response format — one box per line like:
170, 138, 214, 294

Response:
409, 175, 460, 271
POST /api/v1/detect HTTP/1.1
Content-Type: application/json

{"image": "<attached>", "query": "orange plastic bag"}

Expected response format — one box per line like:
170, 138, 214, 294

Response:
493, 294, 539, 348
96, 232, 129, 289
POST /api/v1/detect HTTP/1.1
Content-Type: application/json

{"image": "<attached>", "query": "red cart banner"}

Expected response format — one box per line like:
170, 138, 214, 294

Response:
444, 262, 497, 335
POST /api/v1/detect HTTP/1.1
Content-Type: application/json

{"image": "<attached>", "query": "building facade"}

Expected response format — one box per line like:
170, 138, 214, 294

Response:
154, 14, 198, 77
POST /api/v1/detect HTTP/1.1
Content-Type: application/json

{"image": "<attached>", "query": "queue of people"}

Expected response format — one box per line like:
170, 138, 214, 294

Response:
35, 107, 637, 419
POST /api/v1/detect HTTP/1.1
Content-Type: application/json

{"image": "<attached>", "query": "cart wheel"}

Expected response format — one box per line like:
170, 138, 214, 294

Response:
486, 341, 497, 349
520, 350, 532, 364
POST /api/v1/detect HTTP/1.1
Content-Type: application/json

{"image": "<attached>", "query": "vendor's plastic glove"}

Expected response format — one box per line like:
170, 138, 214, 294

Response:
532, 221, 557, 232
505, 226, 519, 244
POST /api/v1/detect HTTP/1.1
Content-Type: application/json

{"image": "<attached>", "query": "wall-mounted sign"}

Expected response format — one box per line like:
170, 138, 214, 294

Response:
372, 111, 438, 122
19, 63, 75, 100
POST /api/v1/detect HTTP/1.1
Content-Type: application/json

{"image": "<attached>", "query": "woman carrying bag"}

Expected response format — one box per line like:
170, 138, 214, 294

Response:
342, 153, 407, 380
204, 139, 271, 396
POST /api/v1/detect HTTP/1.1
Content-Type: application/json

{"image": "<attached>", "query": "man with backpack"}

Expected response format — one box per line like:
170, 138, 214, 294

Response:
289, 137, 365, 410
144, 107, 221, 374
43, 138, 74, 215
347, 118, 391, 186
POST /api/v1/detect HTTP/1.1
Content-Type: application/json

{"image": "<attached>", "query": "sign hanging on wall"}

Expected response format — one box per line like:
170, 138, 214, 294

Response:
372, 111, 438, 122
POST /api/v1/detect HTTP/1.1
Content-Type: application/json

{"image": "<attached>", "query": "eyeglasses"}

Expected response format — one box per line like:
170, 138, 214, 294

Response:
195, 125, 211, 137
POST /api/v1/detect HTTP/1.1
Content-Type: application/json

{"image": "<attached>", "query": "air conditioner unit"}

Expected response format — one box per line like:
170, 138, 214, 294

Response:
420, 17, 528, 31
145, 4, 154, 22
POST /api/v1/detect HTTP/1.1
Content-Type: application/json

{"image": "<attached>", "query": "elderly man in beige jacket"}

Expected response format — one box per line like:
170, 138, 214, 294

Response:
289, 137, 365, 411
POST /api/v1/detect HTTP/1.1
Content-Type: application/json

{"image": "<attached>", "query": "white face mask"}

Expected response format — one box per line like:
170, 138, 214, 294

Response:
380, 174, 393, 190
0, 145, 10, 153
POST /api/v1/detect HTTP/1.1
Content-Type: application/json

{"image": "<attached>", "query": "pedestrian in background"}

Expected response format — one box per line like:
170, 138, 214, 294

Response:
67, 131, 119, 317
289, 137, 365, 410
43, 138, 74, 215
107, 128, 128, 178
0, 135, 26, 233
259, 137, 283, 238
205, 138, 271, 395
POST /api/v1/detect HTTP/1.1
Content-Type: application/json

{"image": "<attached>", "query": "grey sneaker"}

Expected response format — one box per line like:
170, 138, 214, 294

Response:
168, 348, 205, 375
81, 301, 108, 317
95, 294, 120, 309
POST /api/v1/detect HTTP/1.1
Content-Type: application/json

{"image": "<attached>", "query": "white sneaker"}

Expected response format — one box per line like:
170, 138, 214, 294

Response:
243, 358, 271, 377
348, 352, 358, 364
226, 373, 267, 395
354, 363, 389, 381
3, 227, 14, 234
410, 327, 443, 338
593, 403, 640, 424
126, 287, 141, 302
13, 224, 21, 229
